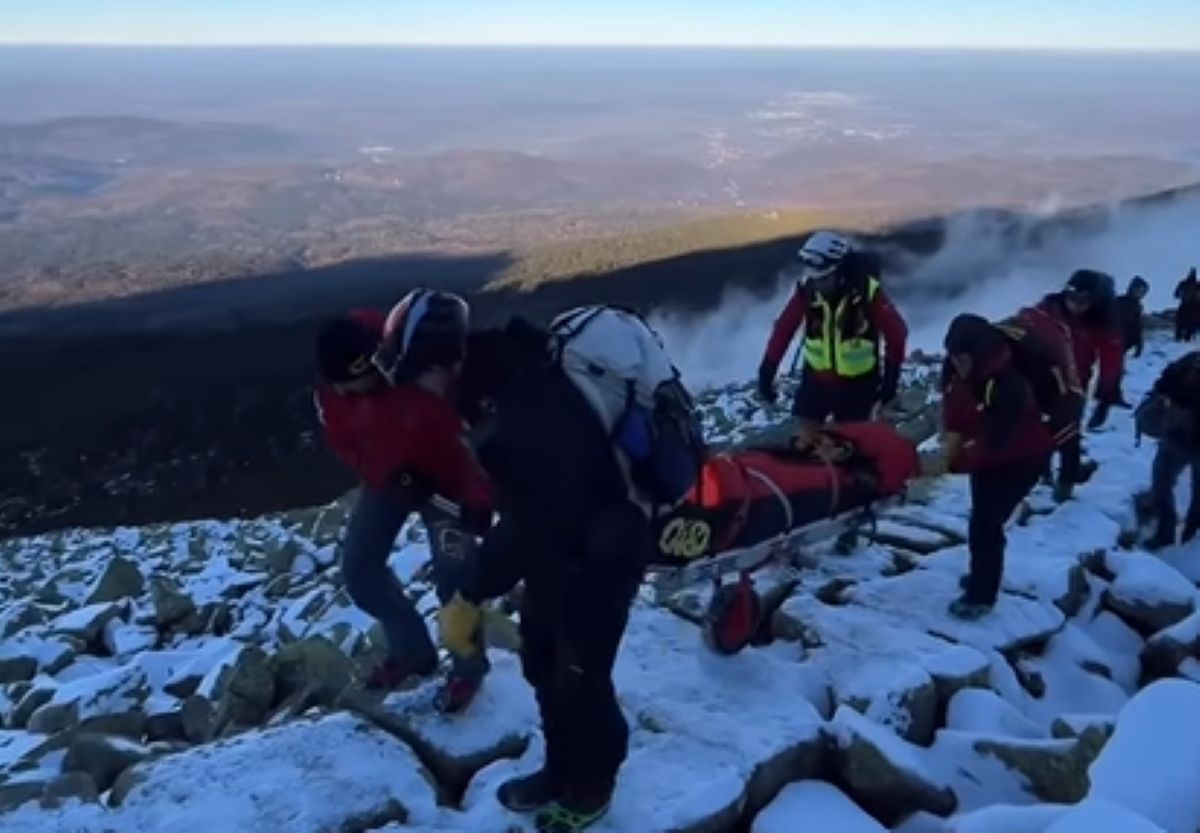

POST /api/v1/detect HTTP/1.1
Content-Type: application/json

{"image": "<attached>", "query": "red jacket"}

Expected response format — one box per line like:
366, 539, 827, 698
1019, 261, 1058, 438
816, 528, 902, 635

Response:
1037, 294, 1123, 401
763, 279, 908, 377
941, 346, 1053, 474
314, 355, 492, 526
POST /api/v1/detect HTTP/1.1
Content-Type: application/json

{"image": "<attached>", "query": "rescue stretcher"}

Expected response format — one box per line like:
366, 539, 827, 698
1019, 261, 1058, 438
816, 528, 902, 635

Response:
644, 421, 921, 653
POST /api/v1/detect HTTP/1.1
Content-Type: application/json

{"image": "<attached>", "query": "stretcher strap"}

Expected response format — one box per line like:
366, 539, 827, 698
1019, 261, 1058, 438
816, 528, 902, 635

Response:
744, 466, 794, 530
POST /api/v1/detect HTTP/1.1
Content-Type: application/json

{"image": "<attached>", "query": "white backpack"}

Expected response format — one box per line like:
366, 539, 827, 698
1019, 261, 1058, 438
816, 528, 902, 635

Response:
548, 306, 706, 512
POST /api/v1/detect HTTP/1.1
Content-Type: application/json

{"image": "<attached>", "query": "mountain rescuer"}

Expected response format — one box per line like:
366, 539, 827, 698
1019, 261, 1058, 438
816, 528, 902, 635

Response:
935, 314, 1055, 621
757, 231, 908, 429
313, 289, 492, 713
1136, 351, 1200, 549
1175, 268, 1199, 342
1036, 269, 1126, 500
1116, 276, 1149, 358
440, 311, 679, 833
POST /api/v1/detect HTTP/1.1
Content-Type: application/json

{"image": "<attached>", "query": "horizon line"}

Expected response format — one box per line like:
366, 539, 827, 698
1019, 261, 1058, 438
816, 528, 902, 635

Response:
2, 41, 1199, 54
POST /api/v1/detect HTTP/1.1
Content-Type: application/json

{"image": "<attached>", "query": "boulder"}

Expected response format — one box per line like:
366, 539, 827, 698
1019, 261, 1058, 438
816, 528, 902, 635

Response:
1045, 797, 1168, 833
51, 601, 128, 650
270, 635, 354, 710
110, 713, 441, 831
86, 556, 145, 605
830, 705, 957, 824
103, 621, 158, 657
1141, 611, 1200, 679
150, 577, 198, 630
11, 684, 56, 729
946, 688, 1043, 739
180, 694, 215, 744
62, 732, 153, 793
753, 780, 885, 833
972, 728, 1108, 804
1100, 551, 1197, 635
27, 665, 150, 735
0, 654, 37, 684
213, 646, 275, 732
40, 770, 100, 808
144, 710, 185, 743
0, 602, 48, 639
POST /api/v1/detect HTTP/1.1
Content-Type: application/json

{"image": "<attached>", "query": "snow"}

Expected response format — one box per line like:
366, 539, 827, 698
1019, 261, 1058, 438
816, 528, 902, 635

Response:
752, 781, 884, 833
945, 689, 1043, 739
1104, 549, 1199, 612
1, 329, 1198, 832
1088, 679, 1200, 833
0, 713, 444, 833
1044, 797, 1167, 833
947, 803, 1069, 833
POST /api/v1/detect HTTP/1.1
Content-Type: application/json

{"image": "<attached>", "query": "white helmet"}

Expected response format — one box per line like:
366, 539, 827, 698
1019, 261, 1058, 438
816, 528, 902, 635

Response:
797, 231, 852, 279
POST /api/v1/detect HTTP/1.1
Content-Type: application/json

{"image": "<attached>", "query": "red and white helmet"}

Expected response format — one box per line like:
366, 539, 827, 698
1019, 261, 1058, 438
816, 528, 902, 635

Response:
374, 288, 470, 381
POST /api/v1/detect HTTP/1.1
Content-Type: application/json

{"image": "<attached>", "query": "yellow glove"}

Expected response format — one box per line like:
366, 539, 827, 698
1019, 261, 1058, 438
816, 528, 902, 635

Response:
438, 593, 482, 658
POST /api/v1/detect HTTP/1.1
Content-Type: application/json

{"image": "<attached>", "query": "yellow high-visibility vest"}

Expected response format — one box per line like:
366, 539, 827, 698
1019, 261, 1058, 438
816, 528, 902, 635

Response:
803, 278, 881, 378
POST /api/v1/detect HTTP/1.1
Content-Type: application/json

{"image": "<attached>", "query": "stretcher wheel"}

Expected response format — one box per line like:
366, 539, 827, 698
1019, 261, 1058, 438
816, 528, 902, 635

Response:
702, 575, 762, 656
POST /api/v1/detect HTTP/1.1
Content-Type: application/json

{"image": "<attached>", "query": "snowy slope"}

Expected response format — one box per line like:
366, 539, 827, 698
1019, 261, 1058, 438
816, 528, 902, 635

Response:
1, 325, 1198, 832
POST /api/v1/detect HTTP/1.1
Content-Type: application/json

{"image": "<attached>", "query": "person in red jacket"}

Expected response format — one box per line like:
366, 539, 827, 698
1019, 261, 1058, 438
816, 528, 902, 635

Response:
1036, 269, 1126, 500
313, 289, 493, 713
758, 231, 908, 428
937, 314, 1055, 621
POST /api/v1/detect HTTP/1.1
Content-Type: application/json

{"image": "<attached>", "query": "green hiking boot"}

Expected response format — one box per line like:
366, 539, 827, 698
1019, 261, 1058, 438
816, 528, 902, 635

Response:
534, 793, 612, 833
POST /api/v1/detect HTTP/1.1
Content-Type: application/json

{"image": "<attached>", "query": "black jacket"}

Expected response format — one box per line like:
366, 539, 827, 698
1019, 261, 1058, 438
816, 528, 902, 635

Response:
1152, 352, 1200, 445
1116, 293, 1144, 354
461, 362, 649, 602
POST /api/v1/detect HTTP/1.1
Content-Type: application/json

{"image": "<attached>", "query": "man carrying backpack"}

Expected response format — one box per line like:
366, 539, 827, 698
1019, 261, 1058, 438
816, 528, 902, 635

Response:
1136, 351, 1200, 549
313, 289, 493, 713
1175, 268, 1199, 342
441, 307, 705, 833
1117, 276, 1149, 358
936, 314, 1056, 620
1036, 269, 1126, 500
758, 231, 908, 428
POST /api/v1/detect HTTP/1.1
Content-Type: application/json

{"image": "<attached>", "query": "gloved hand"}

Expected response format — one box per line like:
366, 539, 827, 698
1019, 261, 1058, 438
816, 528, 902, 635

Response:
757, 360, 777, 404
878, 362, 901, 407
438, 593, 483, 658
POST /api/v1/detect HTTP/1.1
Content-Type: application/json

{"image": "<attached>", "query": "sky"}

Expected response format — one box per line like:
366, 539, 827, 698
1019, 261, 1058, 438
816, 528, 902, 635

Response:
2, 0, 1199, 51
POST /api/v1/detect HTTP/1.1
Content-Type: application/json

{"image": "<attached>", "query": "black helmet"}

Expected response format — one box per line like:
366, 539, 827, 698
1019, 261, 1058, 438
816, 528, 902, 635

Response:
1066, 269, 1116, 306
1128, 275, 1149, 295
376, 288, 470, 381
944, 313, 1003, 360
315, 312, 383, 384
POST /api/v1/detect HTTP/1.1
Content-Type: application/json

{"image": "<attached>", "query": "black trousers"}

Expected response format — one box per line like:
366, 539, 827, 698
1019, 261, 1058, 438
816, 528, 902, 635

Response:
520, 503, 646, 800
965, 460, 1047, 605
792, 372, 879, 424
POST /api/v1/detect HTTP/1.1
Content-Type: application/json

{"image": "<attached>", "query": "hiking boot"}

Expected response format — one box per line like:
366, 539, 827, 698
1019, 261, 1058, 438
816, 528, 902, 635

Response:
1145, 525, 1177, 552
497, 769, 562, 813
363, 657, 435, 691
1053, 478, 1074, 504
958, 574, 970, 592
948, 594, 994, 621
433, 673, 482, 715
534, 790, 612, 833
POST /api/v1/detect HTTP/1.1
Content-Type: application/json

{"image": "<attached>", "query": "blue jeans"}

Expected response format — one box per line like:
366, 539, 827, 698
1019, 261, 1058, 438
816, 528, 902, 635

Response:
341, 486, 489, 681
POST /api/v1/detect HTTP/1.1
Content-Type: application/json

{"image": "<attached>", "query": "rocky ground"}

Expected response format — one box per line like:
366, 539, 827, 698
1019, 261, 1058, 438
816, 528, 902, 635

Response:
1, 324, 1198, 832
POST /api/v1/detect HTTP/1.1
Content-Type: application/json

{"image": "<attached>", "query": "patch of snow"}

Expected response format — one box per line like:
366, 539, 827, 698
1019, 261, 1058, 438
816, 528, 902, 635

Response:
0, 712, 443, 832
1044, 797, 1167, 833
927, 730, 1047, 812
947, 802, 1069, 832
1105, 550, 1198, 612
831, 706, 947, 787
1079, 611, 1144, 692
752, 780, 884, 833
0, 730, 44, 770
1088, 679, 1200, 833
945, 689, 1043, 739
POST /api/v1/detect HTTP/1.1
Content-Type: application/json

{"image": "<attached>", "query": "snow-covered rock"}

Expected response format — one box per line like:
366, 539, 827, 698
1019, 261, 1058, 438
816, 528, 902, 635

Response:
1044, 797, 1167, 833
752, 780, 884, 833
830, 705, 957, 823
62, 733, 153, 793
1098, 550, 1198, 634
27, 665, 149, 735
945, 688, 1043, 739
1141, 609, 1200, 678
84, 556, 144, 606
50, 602, 128, 650
1087, 678, 1200, 833
946, 802, 1069, 832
